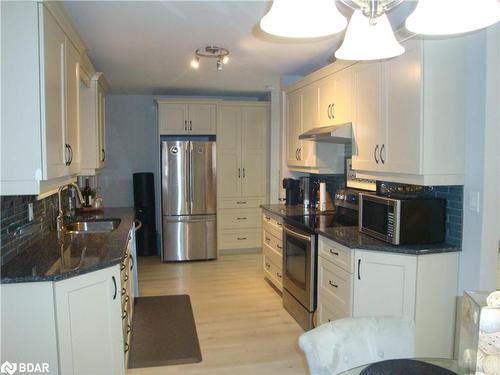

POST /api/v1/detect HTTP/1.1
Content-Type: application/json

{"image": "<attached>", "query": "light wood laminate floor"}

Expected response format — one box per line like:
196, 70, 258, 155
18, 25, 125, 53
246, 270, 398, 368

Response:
127, 254, 309, 375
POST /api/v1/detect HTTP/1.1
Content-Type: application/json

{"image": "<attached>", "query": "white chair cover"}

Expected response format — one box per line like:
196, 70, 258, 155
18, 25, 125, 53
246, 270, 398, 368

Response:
298, 316, 415, 375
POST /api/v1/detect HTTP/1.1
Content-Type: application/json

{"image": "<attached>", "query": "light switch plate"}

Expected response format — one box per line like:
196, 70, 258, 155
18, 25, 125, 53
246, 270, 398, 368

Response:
469, 191, 481, 213
28, 203, 34, 221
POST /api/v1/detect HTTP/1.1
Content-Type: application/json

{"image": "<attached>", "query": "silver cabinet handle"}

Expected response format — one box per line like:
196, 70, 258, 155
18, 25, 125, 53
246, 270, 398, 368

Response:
236, 217, 247, 220
331, 103, 335, 119
238, 168, 241, 178
265, 216, 271, 221
265, 236, 271, 241
358, 259, 361, 280
277, 272, 282, 279
102, 148, 106, 162
237, 237, 247, 240
189, 120, 192, 131
380, 144, 385, 164
265, 262, 271, 268
242, 168, 245, 178
64, 144, 70, 166
236, 201, 247, 205
299, 148, 302, 160
295, 148, 299, 160
329, 249, 339, 256
184, 120, 187, 131
277, 244, 282, 250
374, 144, 379, 164
327, 104, 331, 119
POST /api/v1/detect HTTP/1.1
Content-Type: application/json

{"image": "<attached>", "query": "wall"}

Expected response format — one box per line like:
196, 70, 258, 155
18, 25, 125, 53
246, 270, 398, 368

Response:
100, 95, 158, 208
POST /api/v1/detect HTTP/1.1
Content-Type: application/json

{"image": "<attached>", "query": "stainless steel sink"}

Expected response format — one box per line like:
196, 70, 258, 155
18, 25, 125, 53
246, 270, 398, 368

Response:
66, 218, 121, 234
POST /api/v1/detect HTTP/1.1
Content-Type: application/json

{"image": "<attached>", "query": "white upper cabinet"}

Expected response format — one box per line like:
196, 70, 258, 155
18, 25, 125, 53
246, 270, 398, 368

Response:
158, 101, 216, 135
286, 91, 303, 167
317, 66, 352, 126
80, 73, 108, 175
1, 2, 98, 195
353, 37, 469, 185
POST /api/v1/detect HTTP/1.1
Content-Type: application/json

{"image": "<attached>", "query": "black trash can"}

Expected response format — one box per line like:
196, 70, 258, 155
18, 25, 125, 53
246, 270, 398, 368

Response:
133, 173, 156, 256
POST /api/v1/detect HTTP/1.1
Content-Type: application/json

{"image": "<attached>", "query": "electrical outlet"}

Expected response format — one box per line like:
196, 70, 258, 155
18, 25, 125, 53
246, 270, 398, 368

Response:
469, 191, 481, 213
28, 203, 34, 221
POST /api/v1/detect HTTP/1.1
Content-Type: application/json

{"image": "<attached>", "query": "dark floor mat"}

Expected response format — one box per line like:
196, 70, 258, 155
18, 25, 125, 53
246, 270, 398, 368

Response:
360, 359, 456, 375
128, 295, 202, 368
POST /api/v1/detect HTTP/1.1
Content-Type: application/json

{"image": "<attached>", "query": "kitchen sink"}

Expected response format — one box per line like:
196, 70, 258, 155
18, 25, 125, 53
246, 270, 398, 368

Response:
66, 218, 121, 234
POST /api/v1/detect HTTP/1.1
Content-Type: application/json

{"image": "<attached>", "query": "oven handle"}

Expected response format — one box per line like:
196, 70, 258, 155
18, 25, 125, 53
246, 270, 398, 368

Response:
283, 225, 311, 242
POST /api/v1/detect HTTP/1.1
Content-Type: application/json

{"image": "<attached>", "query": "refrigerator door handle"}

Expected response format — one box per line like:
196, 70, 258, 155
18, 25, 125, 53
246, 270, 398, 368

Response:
188, 141, 193, 214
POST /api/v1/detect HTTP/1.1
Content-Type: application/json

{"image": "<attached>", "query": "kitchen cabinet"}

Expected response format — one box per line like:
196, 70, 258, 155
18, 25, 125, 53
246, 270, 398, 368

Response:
157, 101, 216, 135
79, 72, 108, 175
317, 66, 352, 126
55, 265, 125, 375
352, 37, 469, 185
217, 103, 269, 251
316, 235, 459, 359
1, 2, 97, 195
286, 73, 347, 174
262, 213, 283, 291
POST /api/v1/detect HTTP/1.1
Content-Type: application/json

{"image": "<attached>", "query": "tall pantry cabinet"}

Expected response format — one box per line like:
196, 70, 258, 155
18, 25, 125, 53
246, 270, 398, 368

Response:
217, 103, 269, 252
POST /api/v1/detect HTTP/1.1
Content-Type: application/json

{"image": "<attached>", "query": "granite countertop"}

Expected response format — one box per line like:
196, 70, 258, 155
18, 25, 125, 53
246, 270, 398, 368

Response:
0, 207, 135, 284
261, 204, 460, 255
261, 204, 334, 218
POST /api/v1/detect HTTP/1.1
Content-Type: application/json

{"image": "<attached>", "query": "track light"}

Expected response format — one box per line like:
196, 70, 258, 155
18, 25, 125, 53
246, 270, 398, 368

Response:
190, 56, 200, 69
221, 55, 229, 65
190, 46, 230, 71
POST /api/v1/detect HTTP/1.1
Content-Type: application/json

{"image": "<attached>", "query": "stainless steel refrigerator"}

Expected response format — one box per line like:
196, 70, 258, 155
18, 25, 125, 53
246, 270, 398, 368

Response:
161, 140, 217, 261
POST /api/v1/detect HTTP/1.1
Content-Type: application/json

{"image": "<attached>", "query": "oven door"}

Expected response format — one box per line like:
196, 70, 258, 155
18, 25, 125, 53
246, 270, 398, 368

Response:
359, 194, 401, 244
282, 224, 316, 311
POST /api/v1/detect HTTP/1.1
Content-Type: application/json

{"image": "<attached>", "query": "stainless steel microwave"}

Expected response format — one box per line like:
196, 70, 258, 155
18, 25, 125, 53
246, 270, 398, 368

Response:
359, 193, 446, 245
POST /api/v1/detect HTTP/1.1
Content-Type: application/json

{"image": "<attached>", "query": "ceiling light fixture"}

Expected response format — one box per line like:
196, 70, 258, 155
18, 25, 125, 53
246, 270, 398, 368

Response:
405, 0, 500, 36
260, 0, 347, 38
190, 46, 230, 71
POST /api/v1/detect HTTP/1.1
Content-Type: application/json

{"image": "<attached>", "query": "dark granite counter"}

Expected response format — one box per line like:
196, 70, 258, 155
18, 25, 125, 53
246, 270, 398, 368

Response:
0, 207, 134, 284
261, 204, 460, 255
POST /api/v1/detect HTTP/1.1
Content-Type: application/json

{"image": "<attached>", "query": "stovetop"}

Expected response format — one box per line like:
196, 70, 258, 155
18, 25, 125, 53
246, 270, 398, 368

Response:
283, 211, 357, 234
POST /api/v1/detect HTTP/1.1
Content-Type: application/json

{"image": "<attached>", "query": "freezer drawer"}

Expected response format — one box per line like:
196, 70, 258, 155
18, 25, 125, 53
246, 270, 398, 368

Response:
162, 215, 217, 261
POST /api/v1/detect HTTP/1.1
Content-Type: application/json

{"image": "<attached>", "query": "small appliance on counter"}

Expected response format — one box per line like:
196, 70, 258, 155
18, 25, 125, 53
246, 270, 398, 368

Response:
300, 176, 320, 208
359, 193, 446, 245
282, 178, 301, 206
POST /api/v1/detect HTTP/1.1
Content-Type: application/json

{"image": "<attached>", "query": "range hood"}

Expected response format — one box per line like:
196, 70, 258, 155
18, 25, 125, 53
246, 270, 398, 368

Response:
298, 122, 352, 144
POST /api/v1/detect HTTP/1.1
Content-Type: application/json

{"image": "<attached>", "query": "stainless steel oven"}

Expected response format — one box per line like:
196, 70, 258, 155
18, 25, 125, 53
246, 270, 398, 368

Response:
282, 223, 316, 330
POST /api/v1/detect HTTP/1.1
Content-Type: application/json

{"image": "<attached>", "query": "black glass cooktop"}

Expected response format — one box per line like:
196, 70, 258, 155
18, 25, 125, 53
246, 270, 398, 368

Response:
284, 211, 357, 234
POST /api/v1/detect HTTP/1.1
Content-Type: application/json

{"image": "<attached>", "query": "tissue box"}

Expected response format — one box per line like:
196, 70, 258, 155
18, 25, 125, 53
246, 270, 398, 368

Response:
459, 291, 500, 374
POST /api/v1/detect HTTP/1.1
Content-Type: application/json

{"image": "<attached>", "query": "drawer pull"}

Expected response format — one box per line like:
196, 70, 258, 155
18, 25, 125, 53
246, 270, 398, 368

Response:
236, 217, 247, 220
329, 280, 338, 288
277, 244, 283, 250
328, 319, 332, 322
237, 237, 247, 240
265, 236, 271, 242
265, 262, 271, 268
124, 342, 130, 353
276, 222, 282, 227
121, 287, 126, 296
124, 294, 130, 303
127, 324, 131, 334
124, 274, 129, 282
329, 249, 339, 256
265, 216, 271, 221
122, 309, 128, 320
276, 272, 282, 279
236, 201, 247, 204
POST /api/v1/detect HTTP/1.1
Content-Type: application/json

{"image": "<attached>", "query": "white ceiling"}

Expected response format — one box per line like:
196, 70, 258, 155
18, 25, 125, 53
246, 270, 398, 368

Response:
64, 1, 415, 95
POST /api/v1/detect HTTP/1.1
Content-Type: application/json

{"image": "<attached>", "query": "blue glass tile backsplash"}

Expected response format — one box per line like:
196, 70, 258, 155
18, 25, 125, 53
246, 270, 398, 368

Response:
427, 186, 464, 247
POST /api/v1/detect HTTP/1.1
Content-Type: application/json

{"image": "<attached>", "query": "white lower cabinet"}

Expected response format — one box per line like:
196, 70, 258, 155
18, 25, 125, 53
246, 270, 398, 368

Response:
55, 265, 125, 375
316, 236, 459, 359
262, 212, 283, 291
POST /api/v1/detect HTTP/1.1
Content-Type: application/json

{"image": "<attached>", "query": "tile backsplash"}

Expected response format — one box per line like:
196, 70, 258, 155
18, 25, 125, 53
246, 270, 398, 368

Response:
0, 193, 67, 265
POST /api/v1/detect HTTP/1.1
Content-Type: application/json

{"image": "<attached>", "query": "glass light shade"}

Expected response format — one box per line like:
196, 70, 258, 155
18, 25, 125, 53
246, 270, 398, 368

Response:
405, 0, 500, 35
335, 11, 405, 61
190, 57, 200, 69
260, 0, 347, 38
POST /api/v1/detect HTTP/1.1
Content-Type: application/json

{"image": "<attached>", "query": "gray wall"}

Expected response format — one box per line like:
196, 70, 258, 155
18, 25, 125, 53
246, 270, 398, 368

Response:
100, 95, 158, 208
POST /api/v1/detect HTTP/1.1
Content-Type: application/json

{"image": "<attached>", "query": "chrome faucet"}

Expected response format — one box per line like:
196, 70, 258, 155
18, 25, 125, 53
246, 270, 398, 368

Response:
57, 183, 85, 233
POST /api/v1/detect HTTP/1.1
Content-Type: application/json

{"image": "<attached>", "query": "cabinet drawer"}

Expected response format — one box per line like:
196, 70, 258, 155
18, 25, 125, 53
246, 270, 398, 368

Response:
316, 296, 350, 326
262, 213, 283, 239
262, 229, 283, 254
218, 197, 264, 209
263, 243, 282, 270
318, 257, 353, 316
218, 229, 261, 250
319, 236, 354, 273
218, 209, 261, 230
263, 255, 283, 291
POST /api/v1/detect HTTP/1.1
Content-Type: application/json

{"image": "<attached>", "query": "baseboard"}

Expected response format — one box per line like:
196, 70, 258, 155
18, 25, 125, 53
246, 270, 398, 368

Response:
218, 247, 262, 256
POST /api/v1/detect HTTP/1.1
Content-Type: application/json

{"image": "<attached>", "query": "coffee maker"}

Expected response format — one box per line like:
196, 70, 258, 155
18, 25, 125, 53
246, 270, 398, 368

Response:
300, 176, 320, 208
282, 178, 300, 206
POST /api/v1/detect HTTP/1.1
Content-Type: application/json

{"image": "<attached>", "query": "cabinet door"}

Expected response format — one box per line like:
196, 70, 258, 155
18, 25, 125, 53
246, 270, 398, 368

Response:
333, 67, 352, 125
351, 62, 385, 172
158, 103, 188, 134
97, 83, 106, 168
353, 250, 416, 320
318, 75, 337, 126
287, 91, 302, 166
55, 266, 124, 375
300, 85, 318, 167
66, 38, 80, 175
217, 106, 242, 197
241, 106, 268, 197
41, 6, 68, 179
188, 104, 216, 135
384, 39, 422, 174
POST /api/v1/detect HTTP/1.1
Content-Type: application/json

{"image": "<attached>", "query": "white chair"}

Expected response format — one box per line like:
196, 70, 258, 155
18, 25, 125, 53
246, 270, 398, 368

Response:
298, 316, 415, 375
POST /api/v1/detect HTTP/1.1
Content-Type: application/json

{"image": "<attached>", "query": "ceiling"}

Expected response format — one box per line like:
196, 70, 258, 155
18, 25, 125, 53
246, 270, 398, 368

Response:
64, 1, 415, 95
